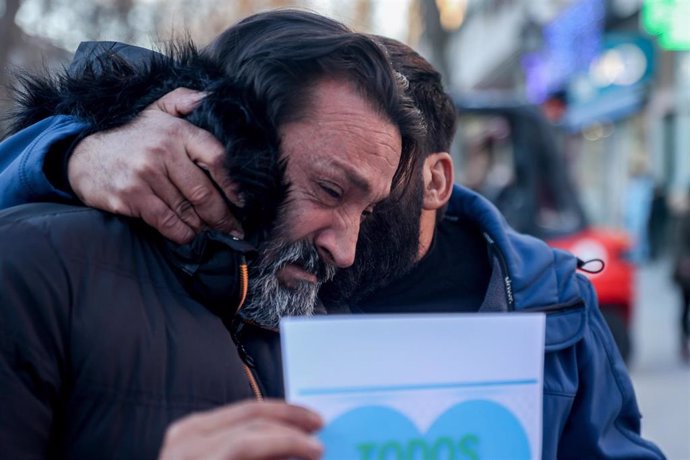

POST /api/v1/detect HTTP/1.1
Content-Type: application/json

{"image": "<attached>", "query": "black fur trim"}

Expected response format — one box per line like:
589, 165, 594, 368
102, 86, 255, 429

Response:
8, 42, 287, 238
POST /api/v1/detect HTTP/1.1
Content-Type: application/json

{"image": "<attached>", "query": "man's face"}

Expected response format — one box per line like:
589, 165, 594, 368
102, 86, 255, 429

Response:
240, 78, 402, 327
320, 167, 424, 307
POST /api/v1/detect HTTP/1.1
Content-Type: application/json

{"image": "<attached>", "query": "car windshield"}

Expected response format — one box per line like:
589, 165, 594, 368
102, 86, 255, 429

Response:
452, 109, 586, 240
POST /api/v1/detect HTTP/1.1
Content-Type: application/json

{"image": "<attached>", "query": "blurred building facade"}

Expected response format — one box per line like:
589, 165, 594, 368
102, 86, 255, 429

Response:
0, 0, 385, 132
418, 0, 690, 245
3, 0, 689, 236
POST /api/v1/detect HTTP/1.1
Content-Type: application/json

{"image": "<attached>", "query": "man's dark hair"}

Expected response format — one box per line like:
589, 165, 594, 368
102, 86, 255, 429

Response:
8, 44, 286, 238
204, 10, 423, 192
373, 35, 457, 158
374, 36, 456, 220
8, 11, 424, 238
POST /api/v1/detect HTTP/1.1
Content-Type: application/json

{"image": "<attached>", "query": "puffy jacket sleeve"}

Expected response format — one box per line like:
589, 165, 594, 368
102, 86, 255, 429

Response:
0, 211, 72, 456
558, 275, 665, 459
0, 115, 88, 208
0, 42, 159, 211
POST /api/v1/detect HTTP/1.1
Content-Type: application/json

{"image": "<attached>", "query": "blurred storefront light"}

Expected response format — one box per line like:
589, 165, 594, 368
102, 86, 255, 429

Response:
590, 44, 648, 86
521, 0, 605, 104
564, 34, 654, 131
643, 0, 690, 50
681, 52, 690, 80
583, 122, 615, 141
435, 0, 467, 31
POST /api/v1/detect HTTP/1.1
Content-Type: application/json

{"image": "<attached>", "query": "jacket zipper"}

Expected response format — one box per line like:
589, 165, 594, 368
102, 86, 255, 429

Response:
483, 232, 586, 314
232, 326, 265, 401
243, 364, 263, 401
483, 232, 515, 310
237, 257, 249, 310
234, 257, 262, 400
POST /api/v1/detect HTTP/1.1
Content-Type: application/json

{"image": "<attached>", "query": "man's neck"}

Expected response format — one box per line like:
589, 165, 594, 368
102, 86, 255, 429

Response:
416, 208, 437, 260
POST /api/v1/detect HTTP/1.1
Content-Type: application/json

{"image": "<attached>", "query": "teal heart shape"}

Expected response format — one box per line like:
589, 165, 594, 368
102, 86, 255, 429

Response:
319, 399, 531, 460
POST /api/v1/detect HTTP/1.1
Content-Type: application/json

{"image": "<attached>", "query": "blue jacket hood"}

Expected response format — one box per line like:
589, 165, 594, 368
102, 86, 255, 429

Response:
447, 185, 584, 311
447, 185, 589, 350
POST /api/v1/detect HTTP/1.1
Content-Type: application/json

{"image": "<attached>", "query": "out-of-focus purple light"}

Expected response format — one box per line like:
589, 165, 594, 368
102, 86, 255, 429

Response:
523, 0, 605, 103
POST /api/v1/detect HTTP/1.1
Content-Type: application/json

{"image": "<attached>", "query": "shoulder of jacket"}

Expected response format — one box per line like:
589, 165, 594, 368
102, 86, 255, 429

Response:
0, 202, 96, 224
70, 41, 161, 75
0, 203, 146, 256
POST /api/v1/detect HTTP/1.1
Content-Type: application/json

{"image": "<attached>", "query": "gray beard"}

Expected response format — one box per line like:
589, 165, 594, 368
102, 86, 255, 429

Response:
240, 238, 336, 328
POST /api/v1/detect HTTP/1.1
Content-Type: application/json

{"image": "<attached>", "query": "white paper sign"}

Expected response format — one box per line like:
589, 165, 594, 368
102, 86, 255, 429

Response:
281, 313, 545, 460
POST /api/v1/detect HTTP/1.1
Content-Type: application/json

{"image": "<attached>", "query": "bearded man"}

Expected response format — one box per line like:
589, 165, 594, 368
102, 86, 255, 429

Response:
0, 15, 664, 460
0, 10, 422, 459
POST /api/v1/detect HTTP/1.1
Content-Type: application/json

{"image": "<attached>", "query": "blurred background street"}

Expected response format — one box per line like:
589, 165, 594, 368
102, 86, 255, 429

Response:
631, 256, 690, 459
2, 0, 690, 457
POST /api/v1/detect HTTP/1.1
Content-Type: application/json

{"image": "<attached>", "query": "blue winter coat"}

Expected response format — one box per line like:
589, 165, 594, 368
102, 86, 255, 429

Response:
0, 115, 665, 460
446, 185, 663, 458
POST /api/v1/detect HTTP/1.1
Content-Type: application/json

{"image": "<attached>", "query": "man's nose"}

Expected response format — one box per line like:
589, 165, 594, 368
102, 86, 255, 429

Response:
315, 220, 360, 269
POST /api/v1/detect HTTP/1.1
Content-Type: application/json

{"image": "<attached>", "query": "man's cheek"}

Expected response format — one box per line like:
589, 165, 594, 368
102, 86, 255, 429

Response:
279, 202, 322, 243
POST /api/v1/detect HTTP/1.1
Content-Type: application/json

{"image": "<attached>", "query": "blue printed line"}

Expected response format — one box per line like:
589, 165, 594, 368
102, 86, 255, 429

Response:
298, 379, 538, 396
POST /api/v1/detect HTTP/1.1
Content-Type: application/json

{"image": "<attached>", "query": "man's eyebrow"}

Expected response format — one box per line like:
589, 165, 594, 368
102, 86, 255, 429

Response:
338, 164, 372, 195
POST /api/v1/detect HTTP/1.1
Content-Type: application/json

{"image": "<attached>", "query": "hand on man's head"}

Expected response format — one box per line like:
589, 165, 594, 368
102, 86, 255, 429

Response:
67, 88, 245, 244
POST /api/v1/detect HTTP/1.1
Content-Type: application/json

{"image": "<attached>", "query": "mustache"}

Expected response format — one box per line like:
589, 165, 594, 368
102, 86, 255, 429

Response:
256, 238, 337, 283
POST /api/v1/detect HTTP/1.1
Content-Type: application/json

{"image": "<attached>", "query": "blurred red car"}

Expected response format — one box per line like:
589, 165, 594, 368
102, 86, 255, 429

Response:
453, 97, 633, 361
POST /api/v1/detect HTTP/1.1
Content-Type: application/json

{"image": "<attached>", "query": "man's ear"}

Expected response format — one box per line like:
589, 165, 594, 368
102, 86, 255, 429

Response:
422, 152, 454, 211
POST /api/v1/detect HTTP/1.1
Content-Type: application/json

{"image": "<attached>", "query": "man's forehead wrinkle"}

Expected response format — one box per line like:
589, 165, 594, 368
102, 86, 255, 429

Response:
310, 156, 372, 194
315, 108, 392, 133
313, 116, 401, 156
340, 163, 372, 195
279, 78, 403, 207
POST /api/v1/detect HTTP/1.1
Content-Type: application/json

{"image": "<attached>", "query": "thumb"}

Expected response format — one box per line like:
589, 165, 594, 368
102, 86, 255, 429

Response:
151, 87, 206, 116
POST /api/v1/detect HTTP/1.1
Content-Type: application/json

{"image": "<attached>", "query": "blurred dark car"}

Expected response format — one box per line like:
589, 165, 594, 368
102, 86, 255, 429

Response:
452, 96, 633, 362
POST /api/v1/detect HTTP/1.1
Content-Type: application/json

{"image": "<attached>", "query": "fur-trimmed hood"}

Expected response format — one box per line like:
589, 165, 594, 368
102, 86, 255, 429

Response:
9, 41, 287, 238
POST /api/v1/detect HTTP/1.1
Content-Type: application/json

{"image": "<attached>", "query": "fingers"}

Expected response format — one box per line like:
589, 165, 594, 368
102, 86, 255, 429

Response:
161, 138, 244, 238
105, 190, 198, 244
153, 87, 206, 116
188, 400, 323, 434
219, 420, 323, 460
67, 87, 247, 242
106, 143, 206, 244
163, 420, 323, 460
184, 125, 245, 208
159, 401, 324, 460
133, 192, 197, 244
150, 91, 245, 235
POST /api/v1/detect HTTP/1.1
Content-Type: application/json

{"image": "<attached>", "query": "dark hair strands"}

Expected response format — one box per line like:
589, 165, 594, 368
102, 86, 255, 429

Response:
204, 9, 424, 196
